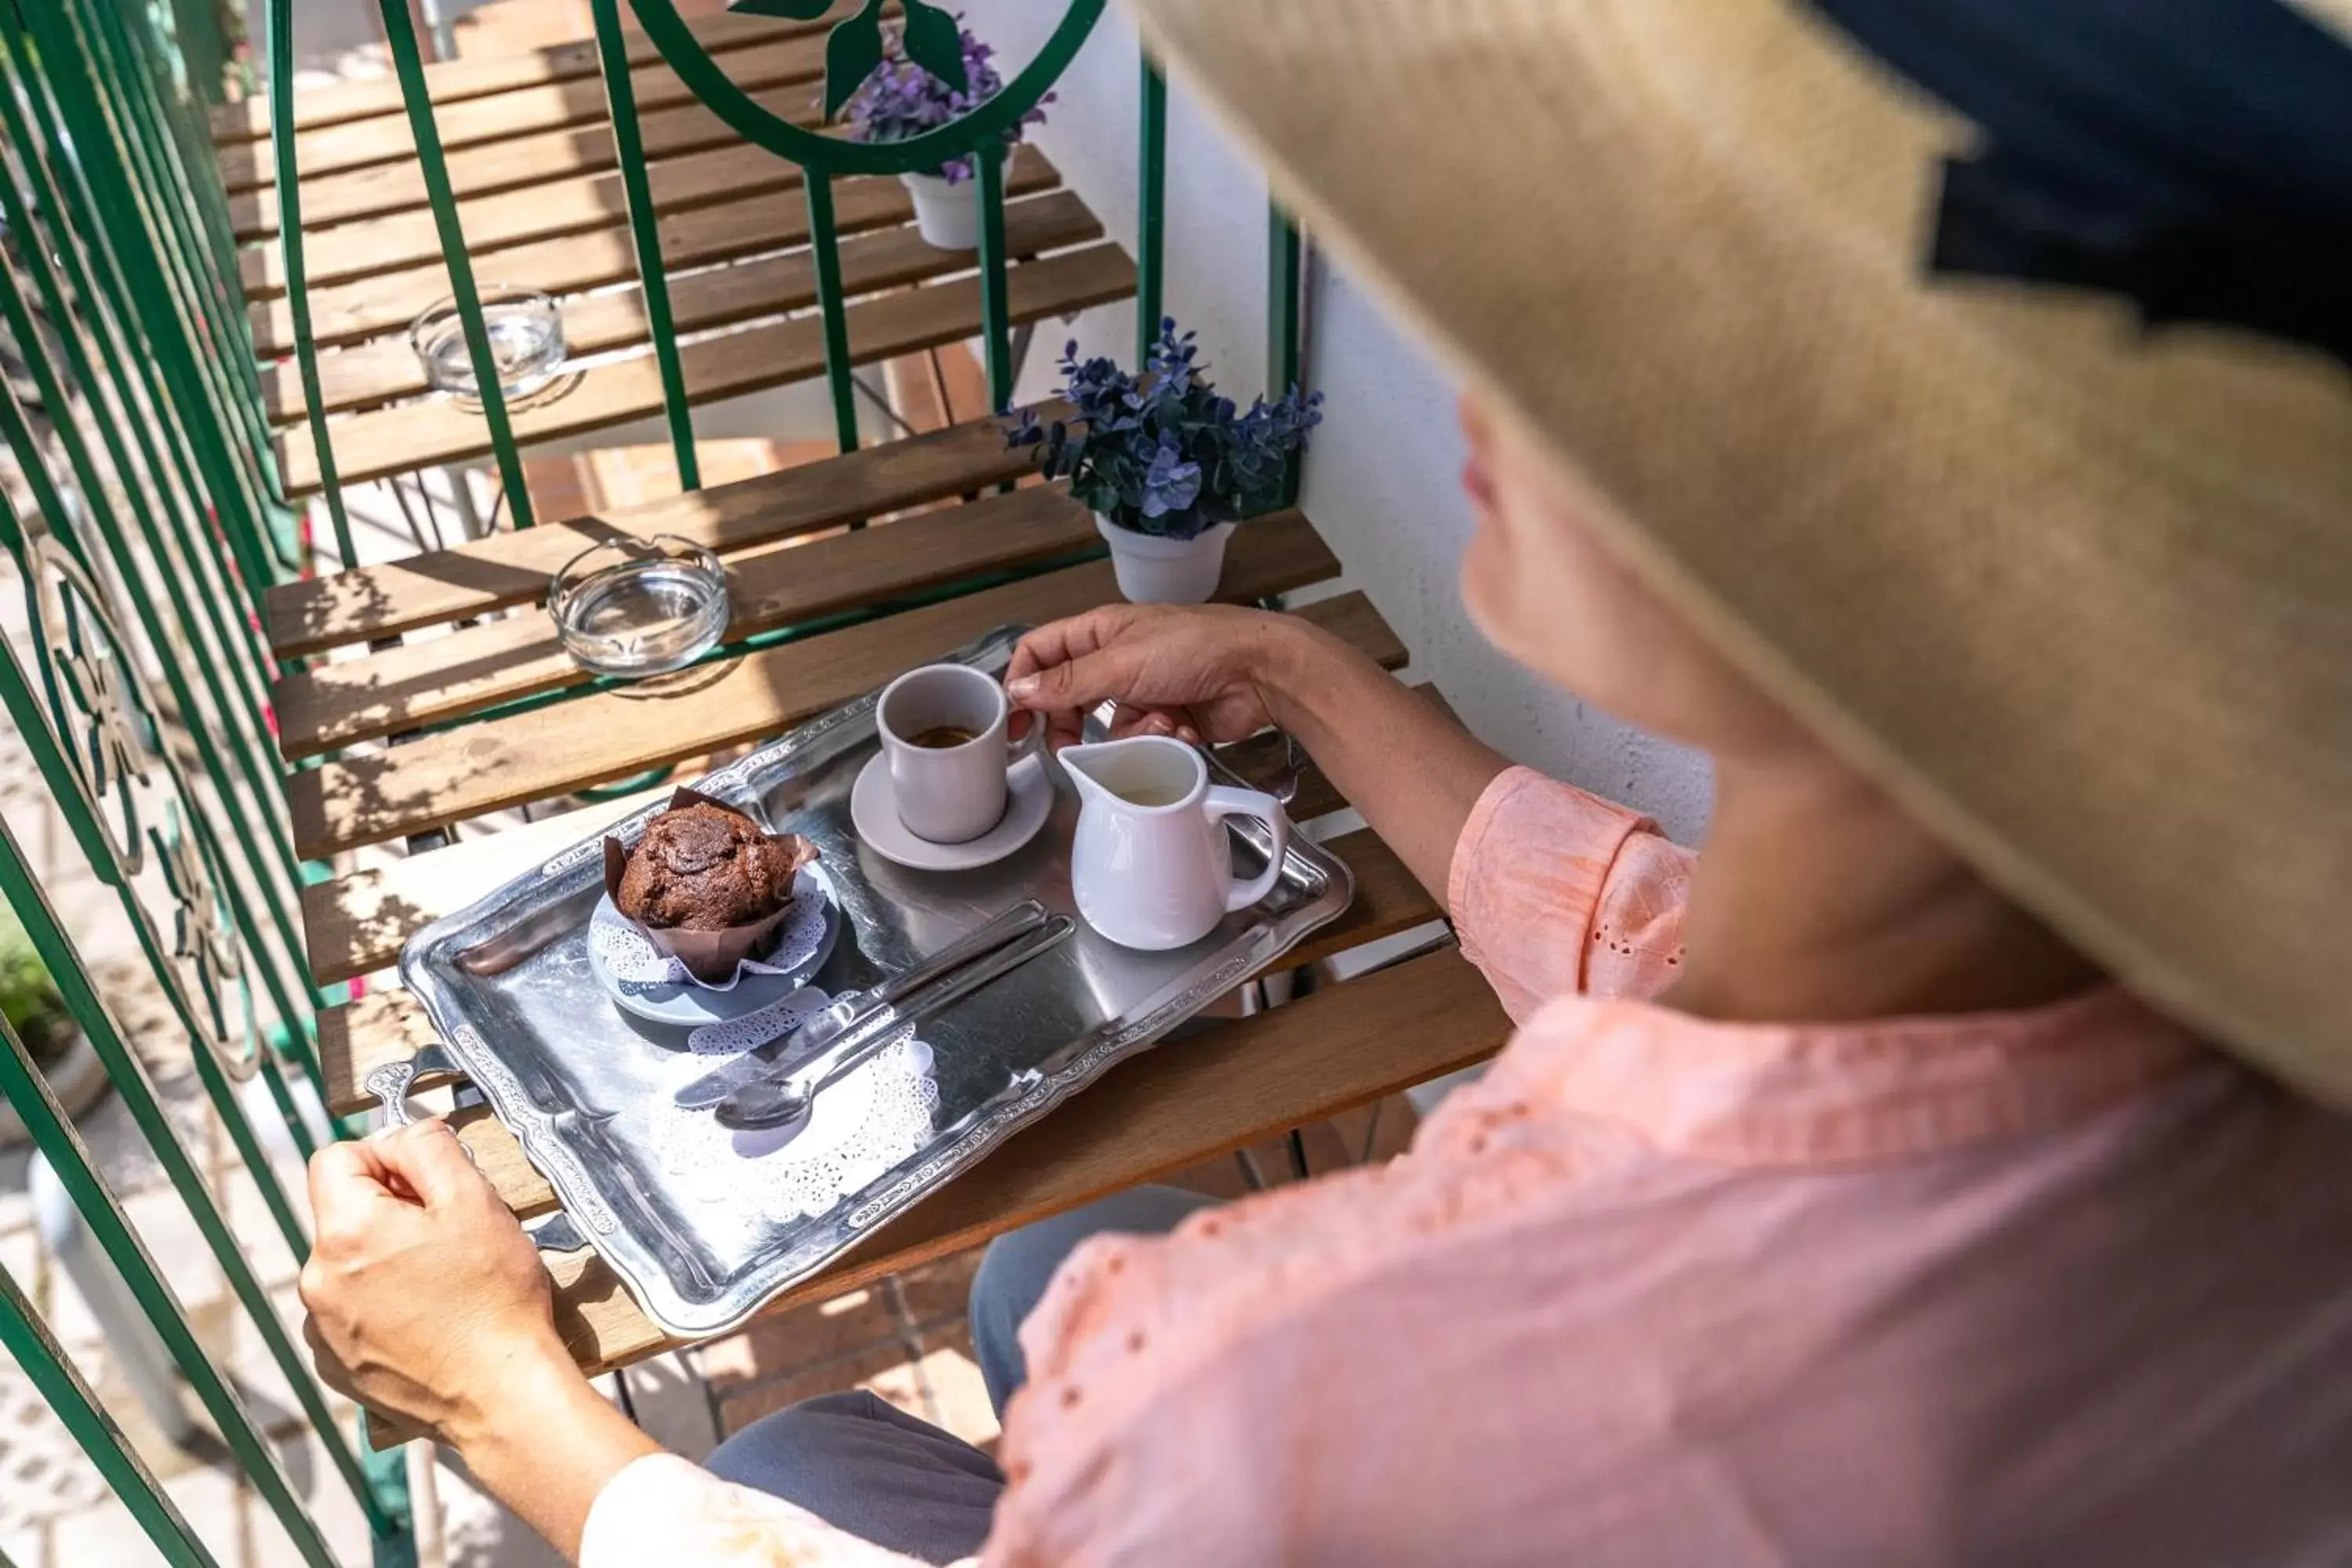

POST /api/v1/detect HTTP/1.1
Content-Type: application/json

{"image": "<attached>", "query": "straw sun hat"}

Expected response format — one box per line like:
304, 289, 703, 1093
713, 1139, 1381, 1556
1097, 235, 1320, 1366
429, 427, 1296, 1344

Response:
1124, 0, 2352, 1100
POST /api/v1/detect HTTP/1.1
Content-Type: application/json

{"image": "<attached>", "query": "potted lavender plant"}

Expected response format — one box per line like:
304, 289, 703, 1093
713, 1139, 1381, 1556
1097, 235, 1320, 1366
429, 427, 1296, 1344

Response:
843, 20, 1049, 251
1011, 320, 1323, 604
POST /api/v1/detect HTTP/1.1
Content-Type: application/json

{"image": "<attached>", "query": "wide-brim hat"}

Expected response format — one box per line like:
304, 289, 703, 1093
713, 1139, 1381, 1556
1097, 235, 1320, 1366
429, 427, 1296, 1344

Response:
1126, 0, 2352, 1101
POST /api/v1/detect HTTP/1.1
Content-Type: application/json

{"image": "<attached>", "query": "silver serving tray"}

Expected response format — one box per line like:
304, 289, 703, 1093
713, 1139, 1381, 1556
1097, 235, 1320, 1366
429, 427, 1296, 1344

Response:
394, 627, 1353, 1339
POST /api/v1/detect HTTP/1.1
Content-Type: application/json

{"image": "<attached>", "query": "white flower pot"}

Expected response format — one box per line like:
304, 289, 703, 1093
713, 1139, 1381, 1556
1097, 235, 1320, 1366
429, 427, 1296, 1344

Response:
0, 1029, 108, 1145
901, 171, 980, 250
1096, 514, 1236, 604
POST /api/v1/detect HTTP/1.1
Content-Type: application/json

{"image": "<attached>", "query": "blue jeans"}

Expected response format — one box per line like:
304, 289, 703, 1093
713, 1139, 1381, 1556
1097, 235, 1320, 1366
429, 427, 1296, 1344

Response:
703, 1185, 1214, 1564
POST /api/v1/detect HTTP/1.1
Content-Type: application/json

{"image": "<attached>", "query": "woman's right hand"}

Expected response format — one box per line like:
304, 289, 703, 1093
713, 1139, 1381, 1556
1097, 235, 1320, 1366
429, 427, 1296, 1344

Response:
1004, 604, 1325, 751
1009, 602, 1512, 902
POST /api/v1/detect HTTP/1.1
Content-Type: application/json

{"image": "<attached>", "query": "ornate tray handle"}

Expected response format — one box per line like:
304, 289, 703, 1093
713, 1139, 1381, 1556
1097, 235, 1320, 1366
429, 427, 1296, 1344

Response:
362, 1041, 466, 1128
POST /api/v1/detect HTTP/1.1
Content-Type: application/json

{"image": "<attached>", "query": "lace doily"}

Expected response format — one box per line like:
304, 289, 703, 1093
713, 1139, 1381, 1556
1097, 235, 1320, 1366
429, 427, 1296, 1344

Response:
686, 987, 841, 1056
589, 870, 830, 991
643, 987, 941, 1221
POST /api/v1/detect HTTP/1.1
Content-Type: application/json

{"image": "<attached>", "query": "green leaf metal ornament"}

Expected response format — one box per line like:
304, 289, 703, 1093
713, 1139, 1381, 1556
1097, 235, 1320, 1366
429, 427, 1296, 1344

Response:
822, 0, 888, 118
898, 0, 967, 93
24, 536, 154, 876
150, 804, 245, 1062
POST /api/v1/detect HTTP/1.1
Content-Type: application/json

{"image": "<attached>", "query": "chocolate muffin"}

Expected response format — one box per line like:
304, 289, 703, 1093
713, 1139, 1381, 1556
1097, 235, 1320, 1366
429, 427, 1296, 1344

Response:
615, 801, 817, 931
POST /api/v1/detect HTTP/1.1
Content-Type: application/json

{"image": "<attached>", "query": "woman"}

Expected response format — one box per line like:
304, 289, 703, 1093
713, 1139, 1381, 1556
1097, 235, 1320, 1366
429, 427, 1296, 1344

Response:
299, 0, 2352, 1563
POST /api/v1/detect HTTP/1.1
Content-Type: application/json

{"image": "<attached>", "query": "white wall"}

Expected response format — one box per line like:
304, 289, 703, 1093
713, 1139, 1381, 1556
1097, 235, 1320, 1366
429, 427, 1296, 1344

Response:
972, 4, 1713, 843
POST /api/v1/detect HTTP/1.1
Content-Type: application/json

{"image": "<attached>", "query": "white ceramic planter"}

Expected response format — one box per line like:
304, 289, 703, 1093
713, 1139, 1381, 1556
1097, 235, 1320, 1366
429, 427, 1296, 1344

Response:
0, 1029, 107, 1145
1096, 514, 1236, 604
901, 171, 981, 250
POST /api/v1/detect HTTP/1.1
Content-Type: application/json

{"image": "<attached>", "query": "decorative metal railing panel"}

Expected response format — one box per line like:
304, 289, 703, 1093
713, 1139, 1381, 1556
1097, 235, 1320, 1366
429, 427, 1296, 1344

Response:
0, 0, 405, 1560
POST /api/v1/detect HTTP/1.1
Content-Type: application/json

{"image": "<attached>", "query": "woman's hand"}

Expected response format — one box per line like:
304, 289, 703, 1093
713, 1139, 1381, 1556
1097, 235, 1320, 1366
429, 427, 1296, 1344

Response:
301, 1120, 658, 1558
1004, 604, 1317, 751
299, 1120, 572, 1446
1009, 602, 1513, 902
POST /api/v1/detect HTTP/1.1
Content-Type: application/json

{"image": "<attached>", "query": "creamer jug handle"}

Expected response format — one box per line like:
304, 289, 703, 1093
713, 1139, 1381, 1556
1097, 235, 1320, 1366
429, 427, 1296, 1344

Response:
1203, 786, 1290, 913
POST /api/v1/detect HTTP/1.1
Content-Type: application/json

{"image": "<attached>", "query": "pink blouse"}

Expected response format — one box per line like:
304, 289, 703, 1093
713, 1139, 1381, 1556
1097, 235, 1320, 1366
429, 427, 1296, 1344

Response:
585, 768, 2352, 1566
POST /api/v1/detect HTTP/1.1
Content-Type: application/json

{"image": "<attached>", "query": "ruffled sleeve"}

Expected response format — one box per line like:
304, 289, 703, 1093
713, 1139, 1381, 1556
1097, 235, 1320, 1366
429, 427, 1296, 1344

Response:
1446, 767, 1693, 1020
581, 1453, 969, 1568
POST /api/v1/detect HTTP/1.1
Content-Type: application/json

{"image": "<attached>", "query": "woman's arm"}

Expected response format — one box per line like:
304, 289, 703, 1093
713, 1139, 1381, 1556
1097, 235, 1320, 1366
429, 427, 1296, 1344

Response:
1004, 605, 1511, 899
299, 1122, 936, 1566
300, 1123, 655, 1559
1007, 606, 1694, 1018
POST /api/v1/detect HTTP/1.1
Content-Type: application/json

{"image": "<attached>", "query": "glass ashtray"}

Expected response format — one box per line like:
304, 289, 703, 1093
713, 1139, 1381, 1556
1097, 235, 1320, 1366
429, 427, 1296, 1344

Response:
548, 535, 731, 678
410, 285, 566, 405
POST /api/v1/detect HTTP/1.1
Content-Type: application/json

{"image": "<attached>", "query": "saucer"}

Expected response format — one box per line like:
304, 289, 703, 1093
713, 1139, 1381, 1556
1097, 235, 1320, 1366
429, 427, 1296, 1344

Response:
851, 751, 1054, 872
586, 867, 841, 1029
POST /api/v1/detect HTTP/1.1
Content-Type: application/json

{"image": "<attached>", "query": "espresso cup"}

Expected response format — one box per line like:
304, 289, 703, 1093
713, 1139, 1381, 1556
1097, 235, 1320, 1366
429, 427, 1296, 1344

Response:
877, 664, 1043, 844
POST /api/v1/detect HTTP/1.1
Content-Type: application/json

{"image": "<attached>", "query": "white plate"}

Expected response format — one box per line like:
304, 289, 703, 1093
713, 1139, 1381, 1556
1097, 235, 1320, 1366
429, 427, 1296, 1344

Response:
850, 750, 1054, 872
587, 866, 840, 1029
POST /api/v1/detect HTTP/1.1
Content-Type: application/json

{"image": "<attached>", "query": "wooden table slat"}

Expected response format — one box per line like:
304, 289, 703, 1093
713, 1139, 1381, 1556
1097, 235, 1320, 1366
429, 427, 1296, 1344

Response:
249, 142, 1058, 356
264, 180, 1087, 424
365, 944, 1504, 1446
304, 783, 673, 991
218, 27, 835, 194
277, 484, 1098, 758
274, 239, 1133, 496
231, 68, 826, 239
240, 111, 832, 297
285, 514, 1365, 854
266, 410, 1058, 657
209, 12, 827, 144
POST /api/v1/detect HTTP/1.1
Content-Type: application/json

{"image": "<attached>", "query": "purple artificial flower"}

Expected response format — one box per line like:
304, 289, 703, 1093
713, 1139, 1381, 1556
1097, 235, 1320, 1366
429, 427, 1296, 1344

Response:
844, 19, 1051, 184
1006, 318, 1323, 542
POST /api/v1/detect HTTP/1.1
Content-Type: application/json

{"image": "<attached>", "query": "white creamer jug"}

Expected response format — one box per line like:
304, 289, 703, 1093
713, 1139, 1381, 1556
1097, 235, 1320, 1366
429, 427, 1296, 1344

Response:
1061, 734, 1291, 951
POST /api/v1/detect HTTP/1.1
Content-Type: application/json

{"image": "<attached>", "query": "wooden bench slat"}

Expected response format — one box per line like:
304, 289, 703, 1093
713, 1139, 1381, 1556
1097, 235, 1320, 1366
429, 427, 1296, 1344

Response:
317, 989, 442, 1116
234, 72, 829, 239
263, 182, 1088, 424
285, 514, 1367, 854
241, 127, 832, 298
266, 412, 1055, 657
299, 687, 1401, 992
255, 180, 735, 355
275, 240, 1134, 497
209, 12, 821, 144
218, 30, 835, 194
249, 140, 1056, 355
366, 944, 1502, 1444
277, 485, 1097, 759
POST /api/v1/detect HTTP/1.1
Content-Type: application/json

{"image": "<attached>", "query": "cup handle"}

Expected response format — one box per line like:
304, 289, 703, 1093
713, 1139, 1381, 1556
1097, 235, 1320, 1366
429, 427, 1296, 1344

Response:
1203, 786, 1291, 913
1008, 710, 1049, 768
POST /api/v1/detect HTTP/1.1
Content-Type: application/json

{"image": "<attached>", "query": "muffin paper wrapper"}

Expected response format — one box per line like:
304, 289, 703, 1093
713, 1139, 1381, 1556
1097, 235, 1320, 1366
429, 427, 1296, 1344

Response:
604, 787, 822, 985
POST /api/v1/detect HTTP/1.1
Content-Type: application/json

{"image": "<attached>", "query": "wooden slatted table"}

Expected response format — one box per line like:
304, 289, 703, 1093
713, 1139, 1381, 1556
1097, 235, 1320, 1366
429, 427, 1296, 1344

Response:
235, 3, 1129, 500
279, 416, 1514, 1448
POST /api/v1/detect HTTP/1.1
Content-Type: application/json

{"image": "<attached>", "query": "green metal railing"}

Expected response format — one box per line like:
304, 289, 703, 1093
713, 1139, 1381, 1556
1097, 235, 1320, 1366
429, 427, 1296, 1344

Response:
0, 0, 403, 1559
0, 0, 1315, 1561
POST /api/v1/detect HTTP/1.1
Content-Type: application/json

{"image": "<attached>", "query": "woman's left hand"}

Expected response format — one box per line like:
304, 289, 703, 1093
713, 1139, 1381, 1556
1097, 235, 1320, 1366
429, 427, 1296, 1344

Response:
302, 1120, 659, 1556
299, 1119, 575, 1447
